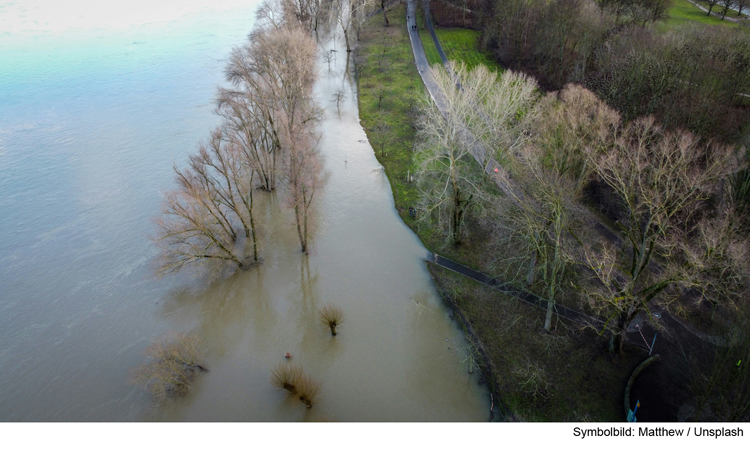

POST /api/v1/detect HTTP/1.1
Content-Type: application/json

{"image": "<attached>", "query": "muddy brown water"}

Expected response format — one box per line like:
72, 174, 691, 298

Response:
0, 1, 489, 421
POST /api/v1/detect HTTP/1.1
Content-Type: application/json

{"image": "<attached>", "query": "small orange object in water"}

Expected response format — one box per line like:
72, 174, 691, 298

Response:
494, 168, 498, 173
284, 352, 292, 359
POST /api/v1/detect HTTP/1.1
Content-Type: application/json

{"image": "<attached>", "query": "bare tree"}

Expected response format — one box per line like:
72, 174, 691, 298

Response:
492, 85, 620, 332
255, 0, 293, 30
448, 62, 540, 173
701, 0, 722, 16
222, 26, 321, 192
284, 129, 322, 254
533, 84, 621, 195
333, 88, 347, 116
223, 17, 323, 255
323, 50, 334, 71
380, 0, 390, 26
130, 333, 208, 400
192, 128, 260, 261
153, 128, 260, 275
414, 66, 495, 245
494, 145, 584, 331
216, 89, 279, 192
333, 0, 376, 53
736, 0, 748, 15
719, 0, 737, 19
372, 114, 391, 156
576, 117, 731, 353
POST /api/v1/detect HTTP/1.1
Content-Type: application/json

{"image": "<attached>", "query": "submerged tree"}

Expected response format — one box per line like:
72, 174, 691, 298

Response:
153, 127, 259, 275
284, 128, 323, 254
221, 27, 320, 191
272, 364, 321, 408
222, 25, 323, 253
130, 333, 208, 400
333, 0, 376, 53
319, 304, 344, 336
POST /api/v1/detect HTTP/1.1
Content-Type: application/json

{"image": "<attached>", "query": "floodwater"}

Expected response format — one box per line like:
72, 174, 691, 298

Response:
0, 0, 489, 421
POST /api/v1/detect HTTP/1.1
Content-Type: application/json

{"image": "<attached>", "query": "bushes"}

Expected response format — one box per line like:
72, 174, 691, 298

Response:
319, 304, 344, 336
129, 333, 208, 400
272, 364, 321, 408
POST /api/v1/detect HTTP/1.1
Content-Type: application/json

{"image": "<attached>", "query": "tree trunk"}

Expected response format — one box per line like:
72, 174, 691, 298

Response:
249, 188, 258, 262
611, 307, 637, 353
295, 203, 306, 253
343, 27, 351, 52
525, 252, 536, 285
544, 300, 554, 331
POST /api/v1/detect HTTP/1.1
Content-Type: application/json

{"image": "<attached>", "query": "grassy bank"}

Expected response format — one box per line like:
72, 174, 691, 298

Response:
663, 0, 741, 29
357, 4, 645, 421
357, 4, 422, 222
415, 9, 502, 71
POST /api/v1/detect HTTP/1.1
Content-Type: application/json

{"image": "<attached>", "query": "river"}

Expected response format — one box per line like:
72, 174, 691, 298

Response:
0, 0, 488, 421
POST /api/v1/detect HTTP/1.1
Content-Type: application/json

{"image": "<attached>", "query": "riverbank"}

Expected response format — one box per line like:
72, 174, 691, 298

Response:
357, 3, 646, 421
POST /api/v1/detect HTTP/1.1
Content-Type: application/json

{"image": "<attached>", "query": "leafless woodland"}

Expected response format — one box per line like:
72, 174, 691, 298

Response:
154, 1, 327, 275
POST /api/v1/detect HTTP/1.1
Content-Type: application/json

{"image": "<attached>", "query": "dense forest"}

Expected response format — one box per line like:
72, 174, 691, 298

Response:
464, 0, 750, 143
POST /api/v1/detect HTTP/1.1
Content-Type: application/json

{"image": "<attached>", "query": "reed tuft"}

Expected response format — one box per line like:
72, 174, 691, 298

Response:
296, 373, 321, 408
271, 364, 303, 394
319, 304, 344, 336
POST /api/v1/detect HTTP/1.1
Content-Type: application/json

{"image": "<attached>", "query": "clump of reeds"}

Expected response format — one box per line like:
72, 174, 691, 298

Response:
271, 364, 321, 408
129, 333, 208, 400
296, 373, 321, 408
272, 364, 303, 394
319, 304, 344, 336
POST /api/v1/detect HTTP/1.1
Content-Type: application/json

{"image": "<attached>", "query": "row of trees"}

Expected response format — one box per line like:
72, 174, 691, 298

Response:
476, 0, 750, 141
153, 3, 323, 276
257, 0, 378, 52
415, 62, 748, 352
701, 0, 749, 19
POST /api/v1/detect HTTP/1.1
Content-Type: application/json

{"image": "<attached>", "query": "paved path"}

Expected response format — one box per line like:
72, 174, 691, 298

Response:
423, 2, 449, 65
686, 0, 745, 23
428, 252, 607, 329
407, 0, 524, 203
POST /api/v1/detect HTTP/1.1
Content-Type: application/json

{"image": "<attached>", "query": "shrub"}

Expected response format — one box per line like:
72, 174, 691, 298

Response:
319, 304, 344, 336
129, 333, 208, 400
272, 364, 320, 408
